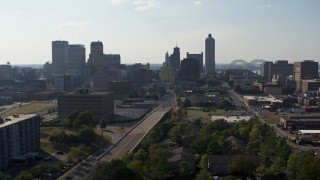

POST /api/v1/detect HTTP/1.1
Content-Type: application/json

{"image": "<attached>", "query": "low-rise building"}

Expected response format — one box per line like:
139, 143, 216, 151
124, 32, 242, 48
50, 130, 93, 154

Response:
280, 116, 320, 129
58, 90, 114, 120
243, 95, 283, 106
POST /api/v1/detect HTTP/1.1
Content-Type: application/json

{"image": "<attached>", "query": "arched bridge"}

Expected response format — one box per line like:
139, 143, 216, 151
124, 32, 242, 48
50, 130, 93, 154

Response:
228, 59, 267, 69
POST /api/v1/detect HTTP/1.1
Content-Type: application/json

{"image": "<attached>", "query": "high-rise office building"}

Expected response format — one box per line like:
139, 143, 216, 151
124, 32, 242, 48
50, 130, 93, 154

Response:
260, 60, 293, 80
205, 34, 215, 77
293, 60, 319, 91
169, 46, 180, 71
52, 41, 69, 75
105, 54, 121, 68
181, 58, 200, 81
187, 52, 204, 73
165, 51, 169, 64
88, 41, 104, 67
67, 44, 85, 77
294, 60, 319, 81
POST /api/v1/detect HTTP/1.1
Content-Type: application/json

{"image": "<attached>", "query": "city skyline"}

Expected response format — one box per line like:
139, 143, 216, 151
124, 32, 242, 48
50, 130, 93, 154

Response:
0, 0, 319, 65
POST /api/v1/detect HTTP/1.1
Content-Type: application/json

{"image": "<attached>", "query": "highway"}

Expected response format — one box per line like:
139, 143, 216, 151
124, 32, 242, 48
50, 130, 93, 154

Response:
58, 106, 172, 180
100, 106, 171, 161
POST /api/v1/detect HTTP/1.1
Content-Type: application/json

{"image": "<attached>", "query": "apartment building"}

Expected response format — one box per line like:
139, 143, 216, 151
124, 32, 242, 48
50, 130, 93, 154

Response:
0, 114, 40, 170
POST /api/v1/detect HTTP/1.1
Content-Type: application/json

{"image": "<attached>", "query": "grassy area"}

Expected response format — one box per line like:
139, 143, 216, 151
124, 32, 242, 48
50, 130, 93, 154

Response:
187, 108, 227, 116
2, 101, 55, 117
40, 127, 77, 154
41, 127, 111, 155
263, 117, 280, 124
259, 111, 280, 124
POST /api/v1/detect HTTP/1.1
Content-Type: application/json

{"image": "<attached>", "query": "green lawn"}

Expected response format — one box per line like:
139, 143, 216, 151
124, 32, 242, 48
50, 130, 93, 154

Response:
263, 117, 280, 124
187, 108, 227, 116
2, 101, 55, 117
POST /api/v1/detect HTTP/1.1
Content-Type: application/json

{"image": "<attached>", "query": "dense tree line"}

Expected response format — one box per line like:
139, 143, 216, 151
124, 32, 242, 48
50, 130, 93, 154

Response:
89, 105, 320, 179
287, 152, 320, 180
49, 126, 96, 146
90, 145, 170, 180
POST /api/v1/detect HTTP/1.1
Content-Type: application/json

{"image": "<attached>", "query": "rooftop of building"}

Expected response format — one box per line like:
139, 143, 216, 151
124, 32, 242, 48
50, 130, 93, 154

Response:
60, 90, 113, 96
301, 79, 320, 82
243, 95, 283, 103
0, 114, 38, 128
281, 115, 320, 121
299, 130, 320, 134
211, 115, 252, 123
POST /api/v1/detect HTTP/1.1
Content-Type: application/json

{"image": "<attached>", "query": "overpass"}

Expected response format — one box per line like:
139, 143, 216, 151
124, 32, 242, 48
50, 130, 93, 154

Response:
59, 105, 172, 180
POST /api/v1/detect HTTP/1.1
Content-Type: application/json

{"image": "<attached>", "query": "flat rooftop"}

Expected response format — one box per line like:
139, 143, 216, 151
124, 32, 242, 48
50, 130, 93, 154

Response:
211, 115, 252, 123
281, 116, 320, 122
0, 114, 38, 128
299, 130, 320, 134
243, 95, 282, 103
60, 91, 113, 96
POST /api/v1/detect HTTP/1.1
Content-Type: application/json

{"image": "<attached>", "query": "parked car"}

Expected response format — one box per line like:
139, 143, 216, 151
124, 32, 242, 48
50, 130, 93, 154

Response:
44, 157, 53, 161
56, 151, 64, 155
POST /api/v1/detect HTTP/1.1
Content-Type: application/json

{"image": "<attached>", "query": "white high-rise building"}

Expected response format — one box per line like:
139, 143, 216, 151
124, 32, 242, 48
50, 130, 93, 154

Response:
205, 34, 215, 77
52, 41, 69, 75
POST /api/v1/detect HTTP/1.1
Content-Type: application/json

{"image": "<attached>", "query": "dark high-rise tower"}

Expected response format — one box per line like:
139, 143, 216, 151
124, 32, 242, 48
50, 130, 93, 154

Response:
88, 41, 104, 67
52, 40, 68, 75
181, 58, 200, 81
169, 46, 180, 71
205, 34, 215, 77
67, 44, 85, 78
293, 60, 319, 91
187, 52, 203, 73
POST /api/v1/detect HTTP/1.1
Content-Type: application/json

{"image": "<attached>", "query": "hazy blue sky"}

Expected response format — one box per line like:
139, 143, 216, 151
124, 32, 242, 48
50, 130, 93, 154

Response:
0, 0, 319, 65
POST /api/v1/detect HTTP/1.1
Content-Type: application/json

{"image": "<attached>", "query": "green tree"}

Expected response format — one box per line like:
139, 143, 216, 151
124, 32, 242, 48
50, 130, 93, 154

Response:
199, 154, 209, 170
179, 161, 190, 177
0, 172, 10, 180
169, 121, 193, 145
67, 146, 87, 162
15, 171, 33, 180
67, 110, 80, 126
90, 160, 142, 180
78, 126, 96, 145
120, 150, 134, 164
134, 149, 148, 162
73, 111, 96, 128
196, 169, 212, 180
49, 128, 67, 145
147, 144, 170, 180
287, 152, 320, 180
127, 160, 148, 178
